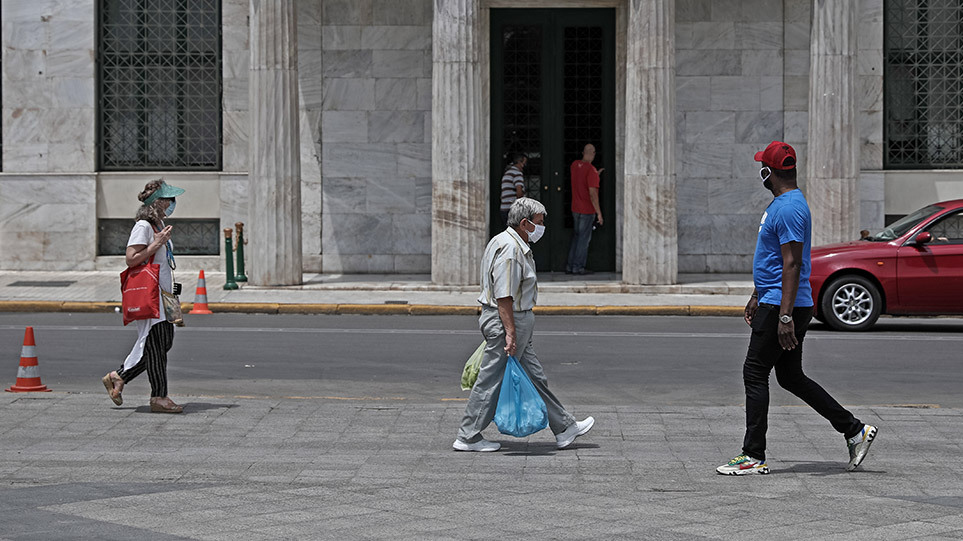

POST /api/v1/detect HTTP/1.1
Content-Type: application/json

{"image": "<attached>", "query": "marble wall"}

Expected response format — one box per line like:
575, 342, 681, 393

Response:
1, 0, 95, 171
674, 0, 884, 273
675, 0, 786, 273
0, 1, 97, 270
858, 0, 885, 232
318, 0, 433, 273
225, 0, 433, 273
0, 174, 97, 270
221, 0, 326, 272
0, 0, 896, 274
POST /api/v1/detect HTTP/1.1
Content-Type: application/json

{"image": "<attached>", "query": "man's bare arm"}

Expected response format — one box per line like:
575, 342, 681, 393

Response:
588, 187, 603, 226
778, 241, 803, 350
496, 296, 517, 356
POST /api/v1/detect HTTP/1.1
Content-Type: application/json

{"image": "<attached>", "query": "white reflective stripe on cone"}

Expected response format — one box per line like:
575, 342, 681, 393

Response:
20, 345, 36, 358
17, 365, 41, 378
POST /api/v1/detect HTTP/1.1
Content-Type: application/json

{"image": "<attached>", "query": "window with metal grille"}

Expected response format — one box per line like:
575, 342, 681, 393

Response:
98, 218, 220, 255
98, 0, 222, 170
500, 24, 544, 209
562, 25, 605, 228
884, 0, 963, 169
926, 211, 963, 244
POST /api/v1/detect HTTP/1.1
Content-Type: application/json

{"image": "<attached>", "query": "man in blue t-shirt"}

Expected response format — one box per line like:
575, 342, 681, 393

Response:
716, 141, 877, 476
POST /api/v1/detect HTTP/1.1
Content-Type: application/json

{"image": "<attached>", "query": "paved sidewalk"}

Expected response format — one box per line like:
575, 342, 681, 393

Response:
1, 392, 961, 539
0, 271, 753, 315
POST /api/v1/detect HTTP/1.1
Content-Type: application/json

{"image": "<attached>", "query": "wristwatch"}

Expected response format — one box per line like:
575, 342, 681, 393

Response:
779, 314, 793, 324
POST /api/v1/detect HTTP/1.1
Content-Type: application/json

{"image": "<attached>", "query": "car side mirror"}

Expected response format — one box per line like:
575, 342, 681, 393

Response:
914, 232, 932, 245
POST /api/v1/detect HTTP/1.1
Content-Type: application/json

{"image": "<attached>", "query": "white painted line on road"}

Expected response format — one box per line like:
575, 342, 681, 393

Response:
2, 325, 963, 341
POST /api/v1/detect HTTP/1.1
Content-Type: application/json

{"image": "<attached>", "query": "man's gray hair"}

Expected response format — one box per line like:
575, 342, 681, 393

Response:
507, 197, 547, 227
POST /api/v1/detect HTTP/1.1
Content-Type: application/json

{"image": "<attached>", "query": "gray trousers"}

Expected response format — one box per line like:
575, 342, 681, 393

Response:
457, 307, 576, 443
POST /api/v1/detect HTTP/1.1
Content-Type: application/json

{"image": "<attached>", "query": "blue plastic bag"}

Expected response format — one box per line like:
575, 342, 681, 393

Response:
493, 356, 548, 437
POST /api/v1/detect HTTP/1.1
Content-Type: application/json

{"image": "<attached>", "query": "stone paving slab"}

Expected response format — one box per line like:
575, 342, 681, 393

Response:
1, 393, 962, 539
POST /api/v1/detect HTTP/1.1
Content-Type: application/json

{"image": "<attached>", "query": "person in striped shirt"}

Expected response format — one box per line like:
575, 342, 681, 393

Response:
499, 153, 527, 228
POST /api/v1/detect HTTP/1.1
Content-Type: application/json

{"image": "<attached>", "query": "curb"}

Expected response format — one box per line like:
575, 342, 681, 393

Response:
0, 300, 743, 317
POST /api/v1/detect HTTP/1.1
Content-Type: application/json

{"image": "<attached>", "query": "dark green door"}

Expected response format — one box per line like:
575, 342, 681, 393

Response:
490, 8, 616, 272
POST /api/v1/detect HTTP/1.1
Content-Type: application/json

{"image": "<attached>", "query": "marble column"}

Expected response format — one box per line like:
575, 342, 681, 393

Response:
430, 0, 487, 285
808, 0, 859, 246
248, 0, 303, 285
622, 0, 677, 285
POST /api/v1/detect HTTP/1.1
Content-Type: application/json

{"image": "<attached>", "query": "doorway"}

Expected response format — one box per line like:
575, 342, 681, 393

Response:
490, 8, 616, 272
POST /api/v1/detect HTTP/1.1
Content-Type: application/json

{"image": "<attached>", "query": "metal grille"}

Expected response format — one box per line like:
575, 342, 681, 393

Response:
99, 0, 222, 170
884, 0, 963, 168
98, 218, 220, 255
501, 25, 543, 204
928, 211, 963, 242
562, 26, 604, 227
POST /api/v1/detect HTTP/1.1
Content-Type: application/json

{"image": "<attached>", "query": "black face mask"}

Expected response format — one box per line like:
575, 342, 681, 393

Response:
760, 166, 773, 191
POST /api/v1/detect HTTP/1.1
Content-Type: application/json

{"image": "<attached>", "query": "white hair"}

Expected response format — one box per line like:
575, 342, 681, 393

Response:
507, 197, 547, 227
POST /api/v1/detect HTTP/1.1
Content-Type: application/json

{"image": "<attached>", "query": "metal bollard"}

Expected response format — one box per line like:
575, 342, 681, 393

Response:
223, 228, 239, 290
234, 222, 248, 282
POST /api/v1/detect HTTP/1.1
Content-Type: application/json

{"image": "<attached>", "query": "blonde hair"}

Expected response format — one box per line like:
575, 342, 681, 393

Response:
134, 179, 166, 228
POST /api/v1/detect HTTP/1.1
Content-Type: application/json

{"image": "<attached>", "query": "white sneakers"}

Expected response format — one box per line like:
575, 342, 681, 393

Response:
453, 416, 595, 452
846, 424, 878, 471
556, 417, 595, 449
716, 454, 770, 475
452, 439, 501, 452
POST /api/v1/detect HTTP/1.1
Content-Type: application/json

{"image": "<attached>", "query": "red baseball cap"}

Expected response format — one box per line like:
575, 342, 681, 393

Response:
754, 141, 796, 170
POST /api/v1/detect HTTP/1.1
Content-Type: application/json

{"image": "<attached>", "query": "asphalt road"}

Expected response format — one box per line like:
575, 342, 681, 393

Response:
2, 312, 962, 407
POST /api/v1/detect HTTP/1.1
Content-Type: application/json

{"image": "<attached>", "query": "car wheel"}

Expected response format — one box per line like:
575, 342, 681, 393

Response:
820, 275, 882, 331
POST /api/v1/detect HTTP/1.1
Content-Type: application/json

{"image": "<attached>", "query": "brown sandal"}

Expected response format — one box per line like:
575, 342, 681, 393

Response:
149, 397, 183, 414
101, 373, 123, 406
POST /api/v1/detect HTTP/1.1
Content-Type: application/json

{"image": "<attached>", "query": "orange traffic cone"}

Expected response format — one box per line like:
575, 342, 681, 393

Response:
189, 270, 213, 314
6, 327, 51, 392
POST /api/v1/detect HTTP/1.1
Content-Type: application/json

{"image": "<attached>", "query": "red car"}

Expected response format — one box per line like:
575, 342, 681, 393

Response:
810, 199, 963, 331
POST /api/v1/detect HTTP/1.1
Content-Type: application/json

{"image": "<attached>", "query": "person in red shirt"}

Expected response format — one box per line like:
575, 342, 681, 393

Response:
566, 144, 604, 275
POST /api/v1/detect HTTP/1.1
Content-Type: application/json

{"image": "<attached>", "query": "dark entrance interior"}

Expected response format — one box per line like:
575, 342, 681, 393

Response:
490, 8, 616, 272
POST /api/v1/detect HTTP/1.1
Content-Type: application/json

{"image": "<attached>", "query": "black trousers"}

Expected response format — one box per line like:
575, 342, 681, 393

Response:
742, 304, 863, 461
117, 321, 174, 398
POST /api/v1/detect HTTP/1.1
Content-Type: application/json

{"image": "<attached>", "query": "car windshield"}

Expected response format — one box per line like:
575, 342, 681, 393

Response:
864, 204, 944, 241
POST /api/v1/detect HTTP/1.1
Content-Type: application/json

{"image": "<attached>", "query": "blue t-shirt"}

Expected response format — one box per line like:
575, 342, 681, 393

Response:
752, 189, 813, 307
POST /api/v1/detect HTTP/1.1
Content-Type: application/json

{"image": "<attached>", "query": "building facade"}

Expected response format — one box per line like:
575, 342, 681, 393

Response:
1, 0, 961, 285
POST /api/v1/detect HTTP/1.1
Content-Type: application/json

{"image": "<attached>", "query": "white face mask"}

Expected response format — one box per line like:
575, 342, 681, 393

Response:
527, 223, 545, 243
759, 166, 774, 190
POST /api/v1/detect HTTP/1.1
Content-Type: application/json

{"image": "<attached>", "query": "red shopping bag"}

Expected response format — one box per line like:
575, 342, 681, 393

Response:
120, 255, 160, 325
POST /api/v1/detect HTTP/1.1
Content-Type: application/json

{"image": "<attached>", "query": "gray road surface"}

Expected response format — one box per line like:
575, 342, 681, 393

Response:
1, 313, 962, 407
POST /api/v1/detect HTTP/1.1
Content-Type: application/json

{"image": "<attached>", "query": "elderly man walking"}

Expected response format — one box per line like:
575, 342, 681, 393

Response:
454, 197, 594, 452
716, 142, 877, 475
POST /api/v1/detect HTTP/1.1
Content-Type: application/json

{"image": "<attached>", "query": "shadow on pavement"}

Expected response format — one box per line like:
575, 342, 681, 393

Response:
123, 403, 239, 414
773, 461, 887, 476
182, 402, 239, 413
501, 441, 601, 456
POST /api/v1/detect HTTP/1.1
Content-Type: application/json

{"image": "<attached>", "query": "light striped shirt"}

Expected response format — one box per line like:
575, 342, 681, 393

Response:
477, 227, 538, 311
500, 165, 525, 211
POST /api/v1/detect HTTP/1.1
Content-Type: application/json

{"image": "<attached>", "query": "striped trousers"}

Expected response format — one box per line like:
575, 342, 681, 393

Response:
117, 321, 174, 398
